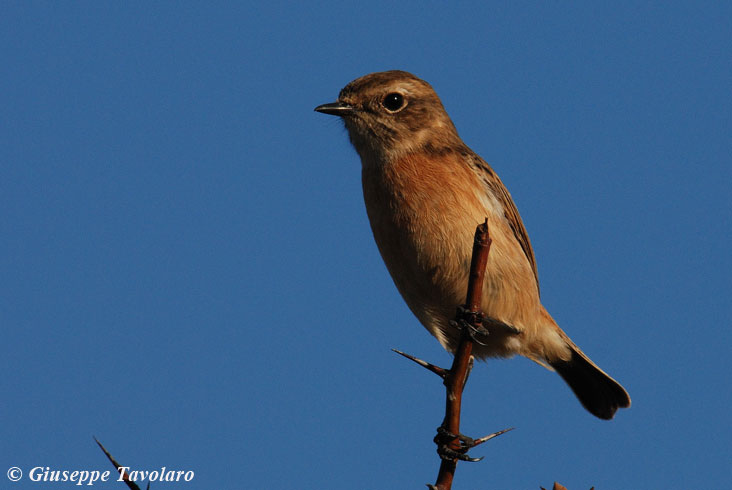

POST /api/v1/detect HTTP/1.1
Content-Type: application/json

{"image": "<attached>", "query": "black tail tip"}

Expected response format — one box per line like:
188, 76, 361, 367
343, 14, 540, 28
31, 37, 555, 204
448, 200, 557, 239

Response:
551, 355, 630, 420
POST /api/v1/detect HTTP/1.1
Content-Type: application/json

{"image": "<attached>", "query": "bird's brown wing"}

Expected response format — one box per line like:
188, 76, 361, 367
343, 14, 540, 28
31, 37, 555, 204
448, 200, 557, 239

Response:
472, 155, 540, 295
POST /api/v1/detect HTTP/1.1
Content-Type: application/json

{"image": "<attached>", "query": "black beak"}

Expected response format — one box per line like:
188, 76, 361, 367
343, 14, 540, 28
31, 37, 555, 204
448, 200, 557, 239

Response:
314, 101, 354, 116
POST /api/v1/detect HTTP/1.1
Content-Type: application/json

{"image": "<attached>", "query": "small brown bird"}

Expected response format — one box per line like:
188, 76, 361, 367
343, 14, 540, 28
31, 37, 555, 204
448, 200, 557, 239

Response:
315, 70, 630, 419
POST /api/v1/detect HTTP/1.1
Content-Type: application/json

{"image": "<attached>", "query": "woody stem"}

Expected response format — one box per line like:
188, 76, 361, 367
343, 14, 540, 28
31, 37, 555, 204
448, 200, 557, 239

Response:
433, 219, 492, 490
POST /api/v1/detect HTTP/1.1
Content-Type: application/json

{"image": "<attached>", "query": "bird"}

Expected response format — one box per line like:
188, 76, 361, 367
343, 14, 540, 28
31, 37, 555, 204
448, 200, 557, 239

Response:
315, 70, 630, 420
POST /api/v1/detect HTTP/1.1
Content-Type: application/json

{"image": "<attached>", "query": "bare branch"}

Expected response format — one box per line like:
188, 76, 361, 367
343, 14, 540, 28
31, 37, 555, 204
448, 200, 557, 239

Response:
392, 348, 448, 378
433, 219, 499, 490
94, 437, 147, 490
471, 427, 515, 448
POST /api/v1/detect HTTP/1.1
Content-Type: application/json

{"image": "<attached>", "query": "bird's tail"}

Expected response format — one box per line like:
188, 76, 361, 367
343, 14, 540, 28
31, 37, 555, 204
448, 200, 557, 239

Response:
549, 329, 631, 420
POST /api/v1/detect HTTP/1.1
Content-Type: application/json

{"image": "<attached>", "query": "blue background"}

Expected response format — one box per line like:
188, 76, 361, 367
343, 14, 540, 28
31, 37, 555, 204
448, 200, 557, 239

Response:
2, 2, 730, 489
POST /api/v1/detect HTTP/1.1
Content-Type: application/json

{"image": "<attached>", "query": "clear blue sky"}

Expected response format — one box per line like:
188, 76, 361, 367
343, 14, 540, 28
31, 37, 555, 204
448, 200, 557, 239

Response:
2, 2, 730, 489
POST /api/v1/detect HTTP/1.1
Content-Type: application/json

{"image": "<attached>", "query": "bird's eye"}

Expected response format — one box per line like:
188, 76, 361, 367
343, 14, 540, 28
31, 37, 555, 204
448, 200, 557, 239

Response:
382, 92, 405, 112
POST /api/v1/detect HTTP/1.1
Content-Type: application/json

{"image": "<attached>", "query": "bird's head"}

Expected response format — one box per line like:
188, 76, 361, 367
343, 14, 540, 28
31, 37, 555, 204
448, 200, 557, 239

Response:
315, 70, 461, 164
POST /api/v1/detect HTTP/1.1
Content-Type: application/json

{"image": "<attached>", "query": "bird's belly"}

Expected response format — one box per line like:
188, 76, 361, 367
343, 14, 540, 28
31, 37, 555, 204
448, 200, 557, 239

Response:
361, 155, 540, 357
365, 196, 539, 356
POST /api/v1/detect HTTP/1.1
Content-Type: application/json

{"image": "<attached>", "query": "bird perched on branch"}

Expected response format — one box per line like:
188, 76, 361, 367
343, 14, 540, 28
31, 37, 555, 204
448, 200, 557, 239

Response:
315, 70, 630, 419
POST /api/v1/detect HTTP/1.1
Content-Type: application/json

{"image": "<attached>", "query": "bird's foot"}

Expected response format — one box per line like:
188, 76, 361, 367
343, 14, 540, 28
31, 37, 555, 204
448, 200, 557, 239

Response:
450, 306, 490, 345
433, 426, 483, 462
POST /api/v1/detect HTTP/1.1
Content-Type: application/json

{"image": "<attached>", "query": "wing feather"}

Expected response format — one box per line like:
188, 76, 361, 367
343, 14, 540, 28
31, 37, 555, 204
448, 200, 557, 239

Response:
471, 154, 540, 295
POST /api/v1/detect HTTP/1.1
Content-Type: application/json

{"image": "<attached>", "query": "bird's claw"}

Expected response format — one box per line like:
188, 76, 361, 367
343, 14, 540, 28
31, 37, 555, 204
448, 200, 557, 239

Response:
434, 426, 484, 462
450, 306, 491, 345
438, 445, 484, 462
